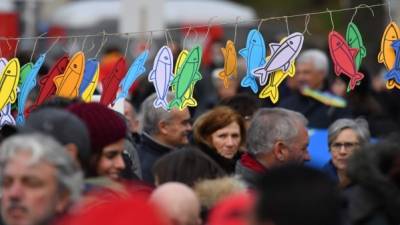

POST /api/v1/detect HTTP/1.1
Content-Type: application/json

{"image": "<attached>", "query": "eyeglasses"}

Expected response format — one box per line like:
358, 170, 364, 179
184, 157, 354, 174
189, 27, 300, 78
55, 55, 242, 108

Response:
330, 142, 359, 151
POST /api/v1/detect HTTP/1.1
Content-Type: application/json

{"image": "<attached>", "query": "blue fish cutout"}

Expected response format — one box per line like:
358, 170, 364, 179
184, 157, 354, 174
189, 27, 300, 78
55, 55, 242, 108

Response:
0, 104, 15, 128
239, 29, 266, 93
79, 58, 99, 95
16, 54, 46, 125
114, 50, 149, 104
384, 40, 400, 83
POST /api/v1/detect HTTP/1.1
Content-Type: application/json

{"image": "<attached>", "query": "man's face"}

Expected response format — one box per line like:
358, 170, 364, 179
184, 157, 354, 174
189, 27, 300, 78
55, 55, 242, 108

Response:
286, 124, 310, 164
295, 61, 325, 90
161, 108, 192, 147
1, 151, 69, 225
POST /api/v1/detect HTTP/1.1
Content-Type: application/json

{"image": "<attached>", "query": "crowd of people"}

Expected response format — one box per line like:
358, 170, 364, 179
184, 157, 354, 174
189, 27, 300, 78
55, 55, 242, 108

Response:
0, 48, 399, 225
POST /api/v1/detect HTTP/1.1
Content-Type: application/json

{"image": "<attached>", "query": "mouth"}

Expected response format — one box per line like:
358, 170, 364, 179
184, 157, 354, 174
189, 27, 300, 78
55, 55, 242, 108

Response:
7, 207, 28, 219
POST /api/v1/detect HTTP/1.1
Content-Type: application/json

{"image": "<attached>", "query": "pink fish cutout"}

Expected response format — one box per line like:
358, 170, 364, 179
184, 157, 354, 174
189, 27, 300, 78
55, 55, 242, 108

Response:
328, 31, 364, 90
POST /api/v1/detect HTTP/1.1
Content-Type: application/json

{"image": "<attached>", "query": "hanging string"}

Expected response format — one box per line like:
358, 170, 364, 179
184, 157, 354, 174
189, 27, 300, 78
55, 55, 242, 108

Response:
95, 31, 108, 58
146, 31, 153, 51
0, 3, 388, 42
81, 35, 89, 51
387, 0, 393, 22
327, 9, 335, 31
234, 16, 240, 44
350, 4, 375, 24
257, 18, 265, 31
167, 30, 175, 51
164, 30, 169, 46
303, 14, 312, 35
44, 37, 60, 55
14, 39, 19, 58
182, 27, 192, 50
30, 32, 47, 62
203, 16, 218, 43
284, 16, 290, 35
124, 35, 130, 58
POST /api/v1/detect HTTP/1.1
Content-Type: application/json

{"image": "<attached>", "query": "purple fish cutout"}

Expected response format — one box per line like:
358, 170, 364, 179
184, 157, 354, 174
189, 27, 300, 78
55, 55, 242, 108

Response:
148, 46, 174, 110
253, 32, 304, 85
0, 104, 15, 128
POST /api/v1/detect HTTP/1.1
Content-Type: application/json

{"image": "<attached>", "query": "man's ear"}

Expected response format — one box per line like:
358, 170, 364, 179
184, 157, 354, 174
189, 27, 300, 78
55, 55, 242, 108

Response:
158, 120, 169, 135
55, 190, 71, 213
273, 141, 287, 162
64, 143, 79, 161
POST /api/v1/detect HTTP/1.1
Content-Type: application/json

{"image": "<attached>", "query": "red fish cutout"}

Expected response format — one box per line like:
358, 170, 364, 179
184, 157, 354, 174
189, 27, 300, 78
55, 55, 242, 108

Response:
328, 31, 364, 90
26, 56, 70, 114
100, 57, 127, 106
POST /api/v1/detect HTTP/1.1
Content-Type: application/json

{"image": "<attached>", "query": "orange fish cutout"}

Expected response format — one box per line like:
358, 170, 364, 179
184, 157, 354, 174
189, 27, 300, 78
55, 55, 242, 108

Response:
378, 22, 400, 89
386, 79, 400, 89
218, 40, 237, 88
54, 51, 85, 98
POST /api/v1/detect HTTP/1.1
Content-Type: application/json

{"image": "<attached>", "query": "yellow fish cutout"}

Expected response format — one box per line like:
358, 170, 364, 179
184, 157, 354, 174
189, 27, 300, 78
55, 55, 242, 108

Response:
378, 22, 400, 70
173, 49, 197, 110
81, 65, 99, 102
0, 58, 20, 110
218, 40, 237, 88
259, 60, 295, 103
54, 51, 85, 99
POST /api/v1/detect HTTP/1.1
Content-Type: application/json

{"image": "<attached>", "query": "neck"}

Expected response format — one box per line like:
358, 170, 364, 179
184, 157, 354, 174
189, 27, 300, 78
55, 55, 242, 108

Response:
337, 169, 351, 188
255, 152, 280, 169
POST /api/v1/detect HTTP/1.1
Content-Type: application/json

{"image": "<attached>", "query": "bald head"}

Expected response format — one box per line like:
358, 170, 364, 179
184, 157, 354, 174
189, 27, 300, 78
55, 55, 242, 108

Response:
150, 182, 201, 225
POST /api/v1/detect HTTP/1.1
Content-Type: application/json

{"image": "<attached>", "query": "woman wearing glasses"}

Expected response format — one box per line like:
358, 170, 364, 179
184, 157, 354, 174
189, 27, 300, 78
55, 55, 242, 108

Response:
323, 118, 370, 188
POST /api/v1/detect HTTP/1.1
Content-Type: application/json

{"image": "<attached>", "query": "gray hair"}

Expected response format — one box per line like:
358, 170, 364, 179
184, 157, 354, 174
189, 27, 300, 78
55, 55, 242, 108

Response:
297, 49, 329, 76
328, 118, 370, 147
0, 133, 83, 202
247, 108, 308, 155
141, 92, 175, 135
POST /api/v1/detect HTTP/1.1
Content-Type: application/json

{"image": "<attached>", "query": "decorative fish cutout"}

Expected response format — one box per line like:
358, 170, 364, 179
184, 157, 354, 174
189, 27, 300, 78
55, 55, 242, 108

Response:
16, 54, 46, 125
0, 104, 16, 128
174, 49, 197, 109
79, 58, 99, 96
384, 40, 400, 84
253, 32, 304, 86
346, 22, 366, 71
114, 50, 149, 104
0, 58, 8, 70
259, 60, 295, 103
100, 57, 127, 106
0, 58, 20, 110
219, 40, 237, 88
328, 31, 364, 90
54, 51, 85, 99
169, 46, 202, 110
18, 62, 33, 89
301, 86, 347, 108
30, 56, 69, 111
81, 65, 99, 102
378, 22, 400, 70
239, 29, 266, 93
148, 46, 174, 110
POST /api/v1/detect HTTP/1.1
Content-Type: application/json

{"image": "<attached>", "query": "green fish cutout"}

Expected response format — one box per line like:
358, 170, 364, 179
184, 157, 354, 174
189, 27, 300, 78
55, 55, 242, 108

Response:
169, 46, 202, 110
12, 62, 33, 110
346, 22, 367, 70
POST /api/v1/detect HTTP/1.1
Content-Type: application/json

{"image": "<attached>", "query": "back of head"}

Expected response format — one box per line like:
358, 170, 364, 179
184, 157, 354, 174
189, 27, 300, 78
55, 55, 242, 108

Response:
255, 165, 341, 225
246, 108, 307, 155
23, 108, 91, 166
296, 49, 329, 76
141, 92, 175, 136
220, 93, 260, 120
153, 145, 226, 187
0, 133, 83, 202
150, 182, 201, 225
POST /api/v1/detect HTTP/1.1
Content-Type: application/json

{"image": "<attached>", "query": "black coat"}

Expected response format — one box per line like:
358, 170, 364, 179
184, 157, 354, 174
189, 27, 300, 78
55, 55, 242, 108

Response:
196, 143, 242, 174
136, 133, 173, 184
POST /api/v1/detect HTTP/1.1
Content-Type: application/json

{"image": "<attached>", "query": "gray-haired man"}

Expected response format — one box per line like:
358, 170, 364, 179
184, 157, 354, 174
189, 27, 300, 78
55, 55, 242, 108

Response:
0, 133, 83, 225
235, 108, 310, 187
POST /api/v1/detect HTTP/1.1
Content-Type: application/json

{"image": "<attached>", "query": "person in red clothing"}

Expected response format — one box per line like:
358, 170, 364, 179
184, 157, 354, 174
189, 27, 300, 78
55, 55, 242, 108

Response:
235, 108, 310, 187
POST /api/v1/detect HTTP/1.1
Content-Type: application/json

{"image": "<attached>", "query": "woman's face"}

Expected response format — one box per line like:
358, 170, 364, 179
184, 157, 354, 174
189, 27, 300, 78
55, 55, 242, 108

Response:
96, 139, 126, 181
210, 122, 241, 159
330, 128, 360, 171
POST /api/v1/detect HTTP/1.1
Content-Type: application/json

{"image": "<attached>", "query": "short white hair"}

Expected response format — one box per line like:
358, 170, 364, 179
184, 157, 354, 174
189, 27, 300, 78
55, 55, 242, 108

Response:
297, 49, 329, 76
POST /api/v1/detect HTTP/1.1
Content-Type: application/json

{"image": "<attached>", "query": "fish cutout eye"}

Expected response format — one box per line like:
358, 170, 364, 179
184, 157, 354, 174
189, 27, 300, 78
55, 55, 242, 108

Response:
252, 39, 257, 43
289, 41, 293, 45
348, 38, 353, 42
73, 64, 77, 69
336, 41, 341, 46
392, 35, 396, 39
163, 56, 168, 60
